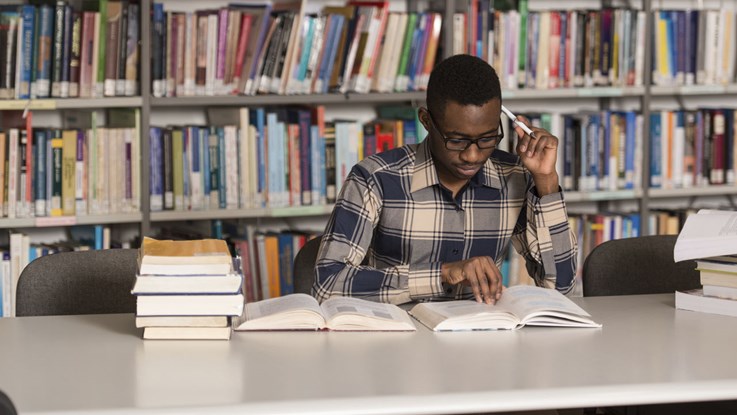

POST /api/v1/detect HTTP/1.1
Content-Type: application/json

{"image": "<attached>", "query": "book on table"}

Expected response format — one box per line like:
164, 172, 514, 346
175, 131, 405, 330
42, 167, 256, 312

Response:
676, 289, 737, 317
143, 326, 232, 340
674, 209, 737, 262
138, 237, 233, 275
135, 315, 230, 328
132, 257, 244, 294
232, 293, 417, 331
408, 285, 602, 331
136, 293, 244, 316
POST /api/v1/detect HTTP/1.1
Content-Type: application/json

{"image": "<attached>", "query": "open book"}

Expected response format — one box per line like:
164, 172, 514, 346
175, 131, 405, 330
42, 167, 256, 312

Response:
232, 294, 416, 331
674, 209, 737, 262
409, 285, 601, 331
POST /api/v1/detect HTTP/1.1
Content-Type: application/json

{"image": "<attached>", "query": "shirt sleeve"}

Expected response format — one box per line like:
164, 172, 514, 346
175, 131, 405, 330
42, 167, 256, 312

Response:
510, 175, 578, 295
313, 165, 437, 305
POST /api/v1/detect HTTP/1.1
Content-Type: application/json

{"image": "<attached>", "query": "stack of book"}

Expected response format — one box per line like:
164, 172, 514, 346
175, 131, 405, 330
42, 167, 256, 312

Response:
674, 210, 737, 317
133, 237, 244, 340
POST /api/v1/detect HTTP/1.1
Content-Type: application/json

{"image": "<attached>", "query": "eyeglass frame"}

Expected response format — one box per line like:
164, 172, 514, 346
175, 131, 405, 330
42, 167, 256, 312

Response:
424, 108, 505, 152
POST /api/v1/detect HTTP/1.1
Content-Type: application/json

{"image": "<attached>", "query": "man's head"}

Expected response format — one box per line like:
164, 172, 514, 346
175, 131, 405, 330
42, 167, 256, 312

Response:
419, 55, 503, 194
425, 54, 502, 121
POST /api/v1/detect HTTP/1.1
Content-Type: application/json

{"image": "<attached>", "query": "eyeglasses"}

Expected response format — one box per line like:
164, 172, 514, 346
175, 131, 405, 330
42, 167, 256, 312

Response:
426, 109, 504, 151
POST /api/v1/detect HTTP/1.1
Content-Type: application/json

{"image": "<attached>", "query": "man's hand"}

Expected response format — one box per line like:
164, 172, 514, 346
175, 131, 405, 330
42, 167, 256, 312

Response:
513, 116, 560, 196
441, 256, 503, 304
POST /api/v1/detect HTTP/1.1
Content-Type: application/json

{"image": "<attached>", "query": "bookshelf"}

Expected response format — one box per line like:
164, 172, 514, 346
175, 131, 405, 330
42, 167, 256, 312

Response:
0, 0, 735, 280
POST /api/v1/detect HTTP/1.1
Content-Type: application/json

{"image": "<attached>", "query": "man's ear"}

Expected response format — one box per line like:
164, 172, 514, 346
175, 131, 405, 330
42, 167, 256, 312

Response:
417, 107, 431, 132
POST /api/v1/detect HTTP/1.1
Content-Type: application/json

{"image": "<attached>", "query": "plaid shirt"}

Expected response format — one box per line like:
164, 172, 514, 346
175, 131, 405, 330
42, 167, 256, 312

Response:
313, 139, 577, 305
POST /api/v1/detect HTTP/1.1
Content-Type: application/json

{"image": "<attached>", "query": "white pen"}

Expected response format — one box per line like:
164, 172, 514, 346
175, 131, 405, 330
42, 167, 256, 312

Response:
501, 105, 536, 139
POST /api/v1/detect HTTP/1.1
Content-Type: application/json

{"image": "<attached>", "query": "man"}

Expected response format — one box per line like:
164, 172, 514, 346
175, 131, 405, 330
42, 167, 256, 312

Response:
313, 54, 577, 305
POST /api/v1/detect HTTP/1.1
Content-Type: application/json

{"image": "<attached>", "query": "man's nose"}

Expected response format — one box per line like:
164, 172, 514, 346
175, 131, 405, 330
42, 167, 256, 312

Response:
459, 143, 484, 163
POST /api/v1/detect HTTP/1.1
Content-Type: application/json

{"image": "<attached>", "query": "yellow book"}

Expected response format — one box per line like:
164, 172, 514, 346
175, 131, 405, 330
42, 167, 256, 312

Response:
62, 130, 77, 216
138, 237, 233, 275
264, 234, 280, 298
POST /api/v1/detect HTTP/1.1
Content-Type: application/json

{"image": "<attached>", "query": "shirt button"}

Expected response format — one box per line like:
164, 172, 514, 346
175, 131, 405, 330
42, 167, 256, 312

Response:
446, 288, 453, 294
452, 249, 459, 254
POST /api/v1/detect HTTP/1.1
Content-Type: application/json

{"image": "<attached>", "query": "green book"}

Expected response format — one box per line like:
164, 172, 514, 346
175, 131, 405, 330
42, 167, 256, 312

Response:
172, 128, 184, 210
394, 13, 417, 92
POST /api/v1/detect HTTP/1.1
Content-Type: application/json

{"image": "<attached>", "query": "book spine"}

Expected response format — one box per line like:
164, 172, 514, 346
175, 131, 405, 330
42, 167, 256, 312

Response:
115, 1, 129, 96
124, 2, 138, 96
50, 137, 63, 216
68, 11, 81, 97
163, 128, 174, 210
50, 1, 64, 97
103, 1, 121, 96
149, 127, 163, 211
59, 4, 72, 97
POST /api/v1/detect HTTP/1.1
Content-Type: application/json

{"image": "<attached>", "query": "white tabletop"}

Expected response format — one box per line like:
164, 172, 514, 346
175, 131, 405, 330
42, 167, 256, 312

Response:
2, 294, 737, 415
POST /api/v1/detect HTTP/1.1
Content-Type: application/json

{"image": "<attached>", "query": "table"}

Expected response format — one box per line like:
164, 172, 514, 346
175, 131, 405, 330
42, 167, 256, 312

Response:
2, 294, 737, 414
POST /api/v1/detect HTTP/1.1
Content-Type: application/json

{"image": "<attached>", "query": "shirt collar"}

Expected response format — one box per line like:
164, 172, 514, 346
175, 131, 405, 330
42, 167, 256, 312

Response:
410, 138, 503, 193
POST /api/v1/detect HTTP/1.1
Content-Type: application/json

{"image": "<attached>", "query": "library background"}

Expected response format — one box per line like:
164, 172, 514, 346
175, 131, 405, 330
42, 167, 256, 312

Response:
0, 0, 735, 315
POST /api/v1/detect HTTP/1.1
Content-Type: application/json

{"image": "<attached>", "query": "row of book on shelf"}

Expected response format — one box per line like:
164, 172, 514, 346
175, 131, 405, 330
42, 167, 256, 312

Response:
151, 1, 441, 97
1, 104, 736, 217
0, 0, 140, 100
674, 210, 737, 318
0, 109, 140, 219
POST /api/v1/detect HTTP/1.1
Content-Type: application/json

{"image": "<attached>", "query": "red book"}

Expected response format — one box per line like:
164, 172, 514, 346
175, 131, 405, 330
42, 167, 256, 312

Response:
232, 13, 253, 93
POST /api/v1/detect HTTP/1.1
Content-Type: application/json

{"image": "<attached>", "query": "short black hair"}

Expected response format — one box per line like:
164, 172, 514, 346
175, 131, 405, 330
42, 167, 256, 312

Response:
426, 54, 502, 121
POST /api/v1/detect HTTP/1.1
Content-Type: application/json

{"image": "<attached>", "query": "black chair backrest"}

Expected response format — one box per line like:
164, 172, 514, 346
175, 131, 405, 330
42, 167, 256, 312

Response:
293, 236, 323, 295
582, 235, 700, 297
0, 390, 16, 415
15, 249, 138, 316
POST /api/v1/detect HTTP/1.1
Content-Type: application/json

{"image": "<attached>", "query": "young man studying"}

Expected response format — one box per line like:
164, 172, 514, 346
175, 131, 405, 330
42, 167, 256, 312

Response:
313, 54, 577, 305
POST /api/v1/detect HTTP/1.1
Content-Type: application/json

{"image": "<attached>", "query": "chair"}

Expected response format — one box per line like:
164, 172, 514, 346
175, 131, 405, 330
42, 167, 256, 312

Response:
0, 390, 16, 415
582, 235, 700, 297
583, 236, 737, 415
293, 236, 323, 295
15, 249, 138, 317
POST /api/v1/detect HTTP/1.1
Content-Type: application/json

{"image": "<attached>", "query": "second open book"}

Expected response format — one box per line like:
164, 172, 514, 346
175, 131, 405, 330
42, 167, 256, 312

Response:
233, 286, 601, 332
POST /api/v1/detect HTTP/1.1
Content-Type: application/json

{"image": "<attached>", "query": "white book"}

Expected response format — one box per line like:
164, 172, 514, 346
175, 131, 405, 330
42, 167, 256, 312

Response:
704, 10, 718, 85
2, 258, 11, 317
143, 326, 231, 340
183, 12, 195, 97
676, 289, 737, 318
634, 11, 646, 87
224, 126, 239, 209
674, 209, 737, 262
7, 129, 18, 219
135, 315, 229, 328
233, 293, 416, 331
703, 285, 737, 301
410, 285, 600, 331
136, 294, 244, 317
132, 274, 243, 295
238, 109, 250, 209
206, 13, 218, 96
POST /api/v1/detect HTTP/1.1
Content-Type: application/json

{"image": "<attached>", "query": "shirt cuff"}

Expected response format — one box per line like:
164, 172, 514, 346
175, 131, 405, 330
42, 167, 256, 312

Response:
529, 187, 569, 228
404, 262, 444, 299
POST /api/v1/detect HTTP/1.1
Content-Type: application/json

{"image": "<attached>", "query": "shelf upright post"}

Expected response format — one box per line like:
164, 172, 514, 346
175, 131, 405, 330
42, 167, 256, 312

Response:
640, 0, 653, 235
140, 0, 152, 237
442, 0, 455, 59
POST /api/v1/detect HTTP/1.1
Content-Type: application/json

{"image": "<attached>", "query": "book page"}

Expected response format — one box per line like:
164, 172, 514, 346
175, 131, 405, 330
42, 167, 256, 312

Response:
245, 293, 322, 319
320, 297, 416, 330
675, 210, 737, 261
500, 285, 592, 321
232, 293, 326, 330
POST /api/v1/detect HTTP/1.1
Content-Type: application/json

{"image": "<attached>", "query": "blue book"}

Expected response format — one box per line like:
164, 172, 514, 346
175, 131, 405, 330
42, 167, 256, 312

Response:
602, 111, 611, 189
406, 13, 425, 91
277, 233, 294, 295
296, 17, 314, 83
297, 109, 312, 205
94, 225, 103, 250
586, 114, 600, 191
266, 112, 280, 207
182, 128, 190, 206
34, 130, 47, 216
36, 5, 53, 98
189, 126, 200, 207
217, 127, 227, 209
200, 127, 210, 200
624, 111, 637, 190
650, 113, 662, 188
318, 15, 343, 94
250, 108, 266, 206
19, 5, 35, 99
149, 127, 164, 211
309, 125, 322, 205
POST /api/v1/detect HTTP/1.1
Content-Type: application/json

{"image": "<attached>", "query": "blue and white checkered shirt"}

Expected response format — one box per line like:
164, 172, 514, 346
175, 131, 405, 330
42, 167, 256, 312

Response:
314, 138, 577, 305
